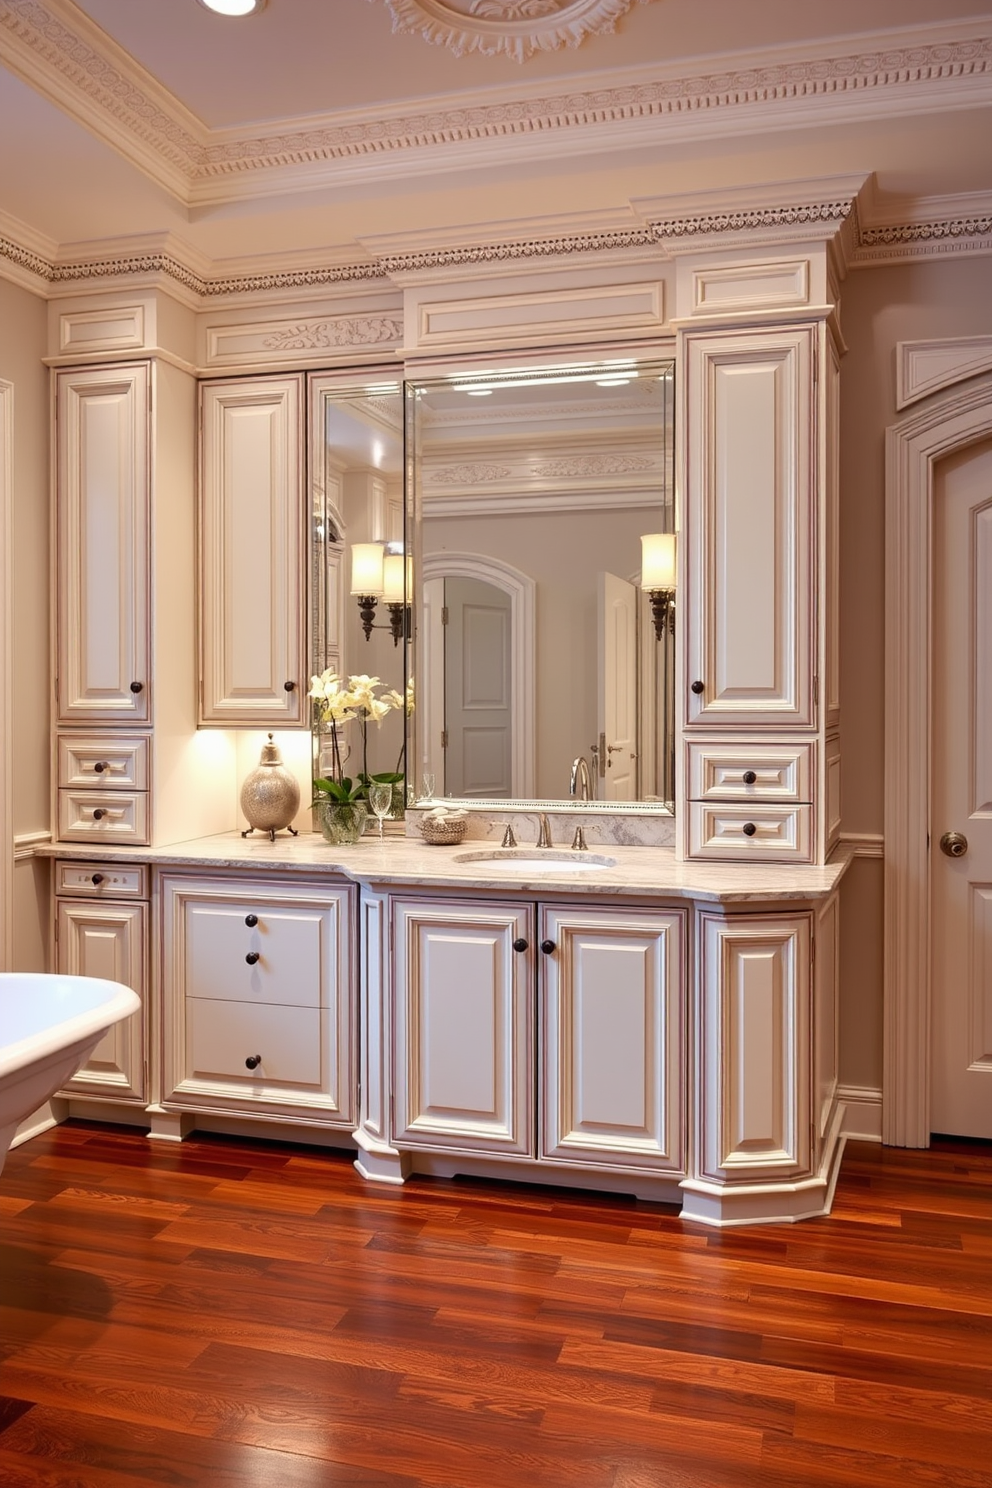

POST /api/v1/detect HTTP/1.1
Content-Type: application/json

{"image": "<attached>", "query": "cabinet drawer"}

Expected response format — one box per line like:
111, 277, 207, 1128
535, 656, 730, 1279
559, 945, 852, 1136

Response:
687, 742, 811, 802
688, 802, 812, 862
58, 734, 149, 790
58, 789, 148, 845
184, 898, 331, 1007
187, 999, 323, 1088
56, 861, 147, 898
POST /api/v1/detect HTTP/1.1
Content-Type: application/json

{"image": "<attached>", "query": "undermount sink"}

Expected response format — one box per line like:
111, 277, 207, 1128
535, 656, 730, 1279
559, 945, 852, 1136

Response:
452, 849, 617, 873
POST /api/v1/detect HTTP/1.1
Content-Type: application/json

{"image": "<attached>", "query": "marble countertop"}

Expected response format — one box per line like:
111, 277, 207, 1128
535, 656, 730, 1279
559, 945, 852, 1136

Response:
40, 831, 854, 903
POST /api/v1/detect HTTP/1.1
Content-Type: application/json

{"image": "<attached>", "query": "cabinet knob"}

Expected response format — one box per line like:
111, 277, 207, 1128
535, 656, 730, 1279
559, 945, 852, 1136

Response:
245, 1055, 262, 1070
512, 937, 528, 953
742, 822, 757, 837
129, 681, 143, 694
245, 914, 258, 927
742, 770, 757, 785
540, 939, 556, 955
91, 872, 104, 885
245, 951, 260, 965
283, 680, 296, 692
690, 680, 705, 695
92, 808, 107, 820
93, 760, 108, 774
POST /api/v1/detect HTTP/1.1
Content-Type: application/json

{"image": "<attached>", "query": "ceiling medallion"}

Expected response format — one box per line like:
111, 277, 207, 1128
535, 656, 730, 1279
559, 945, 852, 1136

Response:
368, 0, 654, 61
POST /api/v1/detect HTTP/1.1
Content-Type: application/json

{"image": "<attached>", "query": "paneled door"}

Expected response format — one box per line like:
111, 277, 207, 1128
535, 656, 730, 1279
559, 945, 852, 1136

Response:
931, 437, 992, 1138
443, 577, 513, 798
597, 571, 637, 800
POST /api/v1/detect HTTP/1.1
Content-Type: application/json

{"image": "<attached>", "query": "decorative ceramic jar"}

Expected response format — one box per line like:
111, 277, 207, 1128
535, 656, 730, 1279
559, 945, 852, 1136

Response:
316, 799, 368, 845
240, 733, 300, 840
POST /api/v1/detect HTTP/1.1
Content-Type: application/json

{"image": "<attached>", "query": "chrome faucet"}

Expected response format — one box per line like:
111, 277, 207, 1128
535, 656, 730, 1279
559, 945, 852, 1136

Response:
569, 755, 592, 801
536, 812, 552, 848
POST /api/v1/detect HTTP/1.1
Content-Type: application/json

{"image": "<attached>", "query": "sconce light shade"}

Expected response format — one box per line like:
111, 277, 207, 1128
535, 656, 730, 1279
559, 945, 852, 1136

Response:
381, 551, 407, 604
350, 542, 385, 597
640, 532, 676, 591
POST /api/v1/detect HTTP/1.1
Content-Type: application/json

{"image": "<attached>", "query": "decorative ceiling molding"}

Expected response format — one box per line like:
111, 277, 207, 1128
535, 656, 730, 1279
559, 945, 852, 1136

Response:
2, 190, 990, 304
896, 335, 992, 409
367, 0, 653, 62
1, 3, 990, 208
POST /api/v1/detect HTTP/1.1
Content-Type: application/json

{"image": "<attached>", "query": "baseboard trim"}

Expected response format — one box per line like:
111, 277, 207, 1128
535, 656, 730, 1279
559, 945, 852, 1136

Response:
840, 1084, 883, 1141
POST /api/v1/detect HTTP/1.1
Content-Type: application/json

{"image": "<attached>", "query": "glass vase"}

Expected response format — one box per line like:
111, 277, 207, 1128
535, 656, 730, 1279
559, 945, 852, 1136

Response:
316, 799, 367, 845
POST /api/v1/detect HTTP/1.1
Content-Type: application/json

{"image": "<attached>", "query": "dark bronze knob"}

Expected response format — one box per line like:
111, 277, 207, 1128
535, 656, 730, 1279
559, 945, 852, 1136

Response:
93, 808, 107, 820
742, 822, 757, 837
690, 680, 705, 694
93, 760, 108, 773
742, 770, 757, 785
245, 951, 260, 965
512, 937, 528, 953
284, 680, 296, 692
245, 914, 258, 927
939, 831, 968, 858
540, 939, 556, 955
129, 681, 143, 693
91, 873, 104, 885
245, 1055, 262, 1070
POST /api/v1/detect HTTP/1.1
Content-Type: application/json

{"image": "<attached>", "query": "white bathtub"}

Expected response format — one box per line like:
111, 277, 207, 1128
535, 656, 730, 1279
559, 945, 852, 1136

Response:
0, 973, 140, 1173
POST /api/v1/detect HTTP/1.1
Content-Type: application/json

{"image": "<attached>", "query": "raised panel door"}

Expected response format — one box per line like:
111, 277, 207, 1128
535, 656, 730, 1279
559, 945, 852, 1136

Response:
697, 910, 811, 1182
199, 376, 306, 725
56, 364, 150, 723
391, 897, 534, 1156
540, 905, 685, 1174
55, 898, 146, 1102
683, 326, 814, 728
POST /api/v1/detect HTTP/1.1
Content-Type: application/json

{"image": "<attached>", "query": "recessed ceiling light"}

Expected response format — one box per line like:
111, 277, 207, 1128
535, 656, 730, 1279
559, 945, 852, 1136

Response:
197, 0, 266, 16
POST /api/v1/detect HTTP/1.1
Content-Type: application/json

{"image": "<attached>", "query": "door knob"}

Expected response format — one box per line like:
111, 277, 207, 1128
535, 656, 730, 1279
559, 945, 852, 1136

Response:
939, 831, 968, 858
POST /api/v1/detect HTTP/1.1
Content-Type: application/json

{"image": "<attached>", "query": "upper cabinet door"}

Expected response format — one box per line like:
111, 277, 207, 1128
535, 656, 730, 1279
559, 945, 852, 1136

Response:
198, 375, 306, 726
56, 365, 150, 724
683, 326, 815, 729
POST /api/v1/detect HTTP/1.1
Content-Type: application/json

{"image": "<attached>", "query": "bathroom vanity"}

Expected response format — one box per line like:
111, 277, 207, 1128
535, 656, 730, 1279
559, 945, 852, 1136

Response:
40, 181, 857, 1225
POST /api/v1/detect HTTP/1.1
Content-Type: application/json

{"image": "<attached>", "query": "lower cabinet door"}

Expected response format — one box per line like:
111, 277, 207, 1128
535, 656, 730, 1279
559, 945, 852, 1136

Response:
56, 898, 146, 1102
697, 909, 812, 1182
540, 905, 686, 1175
391, 897, 535, 1157
161, 873, 356, 1125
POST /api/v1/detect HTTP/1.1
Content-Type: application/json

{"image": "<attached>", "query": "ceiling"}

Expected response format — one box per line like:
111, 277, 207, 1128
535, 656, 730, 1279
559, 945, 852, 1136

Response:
1, 0, 990, 276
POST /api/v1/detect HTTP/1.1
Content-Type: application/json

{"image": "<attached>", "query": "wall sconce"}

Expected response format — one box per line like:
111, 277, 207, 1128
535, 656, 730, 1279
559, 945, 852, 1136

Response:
350, 542, 411, 646
640, 533, 676, 640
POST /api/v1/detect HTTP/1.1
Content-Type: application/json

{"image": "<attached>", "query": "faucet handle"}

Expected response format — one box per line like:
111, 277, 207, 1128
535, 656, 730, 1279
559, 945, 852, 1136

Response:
501, 824, 517, 848
536, 813, 552, 848
571, 825, 588, 852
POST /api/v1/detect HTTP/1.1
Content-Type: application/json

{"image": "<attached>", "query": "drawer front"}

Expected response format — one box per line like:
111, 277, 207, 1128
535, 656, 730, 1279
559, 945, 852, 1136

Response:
687, 741, 811, 802
187, 999, 323, 1088
688, 802, 812, 862
58, 789, 149, 845
58, 734, 149, 790
184, 898, 331, 1007
56, 861, 148, 898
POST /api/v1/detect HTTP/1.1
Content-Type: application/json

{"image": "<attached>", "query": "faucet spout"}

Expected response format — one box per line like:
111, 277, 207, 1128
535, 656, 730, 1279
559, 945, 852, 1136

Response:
536, 813, 552, 848
569, 755, 592, 801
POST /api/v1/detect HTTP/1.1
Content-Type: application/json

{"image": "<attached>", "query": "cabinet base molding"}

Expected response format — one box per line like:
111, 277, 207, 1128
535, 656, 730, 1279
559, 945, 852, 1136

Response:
388, 1150, 687, 1207
353, 1128, 412, 1184
680, 1125, 848, 1227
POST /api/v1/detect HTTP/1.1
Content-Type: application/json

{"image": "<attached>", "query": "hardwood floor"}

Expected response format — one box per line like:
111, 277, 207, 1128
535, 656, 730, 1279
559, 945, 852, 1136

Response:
1, 1124, 991, 1487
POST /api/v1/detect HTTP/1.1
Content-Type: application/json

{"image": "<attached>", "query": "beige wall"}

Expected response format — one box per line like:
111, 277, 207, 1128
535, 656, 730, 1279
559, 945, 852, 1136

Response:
0, 276, 49, 970
837, 252, 992, 1091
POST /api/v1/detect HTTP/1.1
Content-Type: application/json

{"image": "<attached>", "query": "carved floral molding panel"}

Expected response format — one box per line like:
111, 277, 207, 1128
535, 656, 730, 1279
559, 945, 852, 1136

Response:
368, 0, 654, 61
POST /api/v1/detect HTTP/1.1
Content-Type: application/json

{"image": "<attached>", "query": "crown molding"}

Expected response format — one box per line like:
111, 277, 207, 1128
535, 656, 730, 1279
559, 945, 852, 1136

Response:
2, 187, 990, 305
1, 3, 990, 208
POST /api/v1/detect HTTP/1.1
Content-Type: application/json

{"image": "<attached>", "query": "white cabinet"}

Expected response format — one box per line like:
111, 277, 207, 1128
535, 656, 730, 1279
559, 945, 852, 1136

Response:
540, 904, 685, 1175
198, 375, 307, 726
681, 322, 839, 864
388, 895, 685, 1177
56, 365, 150, 726
160, 873, 355, 1127
391, 897, 534, 1157
695, 909, 812, 1186
54, 862, 148, 1105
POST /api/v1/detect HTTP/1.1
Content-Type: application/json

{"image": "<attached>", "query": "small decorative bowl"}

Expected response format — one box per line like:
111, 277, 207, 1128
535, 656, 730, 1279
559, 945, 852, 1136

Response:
420, 817, 468, 846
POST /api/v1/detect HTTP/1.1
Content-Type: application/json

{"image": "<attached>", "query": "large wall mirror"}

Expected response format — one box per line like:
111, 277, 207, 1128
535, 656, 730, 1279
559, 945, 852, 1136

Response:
407, 353, 676, 812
